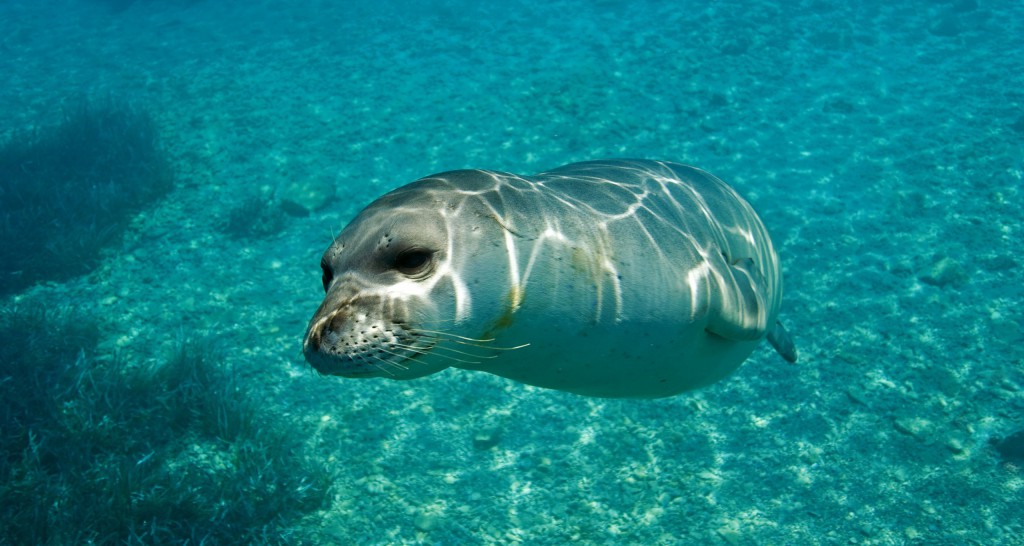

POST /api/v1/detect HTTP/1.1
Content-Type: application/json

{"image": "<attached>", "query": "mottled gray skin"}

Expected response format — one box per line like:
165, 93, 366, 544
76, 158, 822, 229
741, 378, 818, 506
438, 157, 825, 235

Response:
303, 159, 797, 398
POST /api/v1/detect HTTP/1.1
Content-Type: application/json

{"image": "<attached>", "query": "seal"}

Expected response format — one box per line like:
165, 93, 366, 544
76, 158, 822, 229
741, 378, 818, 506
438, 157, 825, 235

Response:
303, 159, 797, 398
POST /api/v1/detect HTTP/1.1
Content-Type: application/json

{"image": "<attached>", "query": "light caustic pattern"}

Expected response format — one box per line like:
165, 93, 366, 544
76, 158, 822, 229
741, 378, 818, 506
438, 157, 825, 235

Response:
442, 160, 781, 329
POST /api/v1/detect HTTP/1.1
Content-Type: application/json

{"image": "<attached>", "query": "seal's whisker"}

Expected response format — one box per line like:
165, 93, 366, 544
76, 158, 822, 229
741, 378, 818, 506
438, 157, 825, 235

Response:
390, 342, 482, 365
357, 348, 409, 373
374, 347, 416, 370
405, 328, 496, 343
406, 328, 530, 351
394, 333, 492, 359
355, 353, 397, 376
379, 359, 409, 373
435, 337, 530, 351
451, 340, 530, 351
411, 341, 500, 360
387, 343, 435, 360
410, 316, 462, 324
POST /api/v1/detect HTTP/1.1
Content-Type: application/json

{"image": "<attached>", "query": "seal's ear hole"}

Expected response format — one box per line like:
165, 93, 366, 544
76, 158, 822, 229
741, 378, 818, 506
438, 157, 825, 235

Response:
320, 257, 333, 292
393, 248, 433, 276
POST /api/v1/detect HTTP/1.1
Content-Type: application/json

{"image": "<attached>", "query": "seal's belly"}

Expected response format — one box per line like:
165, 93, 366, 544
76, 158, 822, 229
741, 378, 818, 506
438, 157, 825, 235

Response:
474, 316, 759, 398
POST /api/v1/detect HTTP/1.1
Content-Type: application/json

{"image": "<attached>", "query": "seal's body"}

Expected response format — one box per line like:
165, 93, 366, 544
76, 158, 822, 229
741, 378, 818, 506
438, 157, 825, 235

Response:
303, 160, 796, 398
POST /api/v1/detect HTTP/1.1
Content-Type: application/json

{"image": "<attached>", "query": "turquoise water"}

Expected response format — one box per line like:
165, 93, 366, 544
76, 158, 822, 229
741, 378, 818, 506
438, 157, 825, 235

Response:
2, 0, 1023, 544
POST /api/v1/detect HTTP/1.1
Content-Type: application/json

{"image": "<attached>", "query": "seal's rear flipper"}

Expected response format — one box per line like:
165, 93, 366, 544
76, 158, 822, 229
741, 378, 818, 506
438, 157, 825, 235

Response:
767, 320, 798, 363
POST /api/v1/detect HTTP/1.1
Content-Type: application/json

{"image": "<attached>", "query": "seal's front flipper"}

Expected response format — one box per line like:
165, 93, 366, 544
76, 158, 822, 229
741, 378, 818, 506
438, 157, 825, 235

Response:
705, 257, 768, 342
767, 320, 798, 363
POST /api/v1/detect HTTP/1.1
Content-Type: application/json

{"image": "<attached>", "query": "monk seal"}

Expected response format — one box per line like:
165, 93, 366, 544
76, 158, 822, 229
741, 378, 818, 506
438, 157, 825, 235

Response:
303, 159, 797, 398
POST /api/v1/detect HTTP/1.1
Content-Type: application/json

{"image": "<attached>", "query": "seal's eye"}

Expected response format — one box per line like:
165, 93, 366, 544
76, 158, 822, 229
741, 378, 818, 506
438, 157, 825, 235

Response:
320, 257, 333, 292
393, 248, 433, 276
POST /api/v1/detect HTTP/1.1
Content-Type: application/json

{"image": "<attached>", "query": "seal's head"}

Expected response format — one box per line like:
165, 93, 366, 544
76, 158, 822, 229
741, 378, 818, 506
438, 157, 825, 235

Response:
302, 174, 520, 379
302, 182, 451, 378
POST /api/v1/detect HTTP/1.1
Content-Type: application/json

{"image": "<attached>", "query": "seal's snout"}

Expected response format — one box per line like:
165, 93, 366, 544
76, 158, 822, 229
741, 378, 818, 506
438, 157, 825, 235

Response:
302, 303, 365, 375
302, 294, 433, 378
302, 311, 337, 375
302, 298, 342, 355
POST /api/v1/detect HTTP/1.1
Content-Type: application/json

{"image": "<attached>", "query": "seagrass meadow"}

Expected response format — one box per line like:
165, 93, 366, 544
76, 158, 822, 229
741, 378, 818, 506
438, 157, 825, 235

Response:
1, 0, 1022, 544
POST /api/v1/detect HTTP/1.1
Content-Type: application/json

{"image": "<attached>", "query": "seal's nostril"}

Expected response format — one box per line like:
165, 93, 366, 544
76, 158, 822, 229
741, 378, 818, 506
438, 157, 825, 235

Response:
304, 322, 324, 349
328, 312, 347, 332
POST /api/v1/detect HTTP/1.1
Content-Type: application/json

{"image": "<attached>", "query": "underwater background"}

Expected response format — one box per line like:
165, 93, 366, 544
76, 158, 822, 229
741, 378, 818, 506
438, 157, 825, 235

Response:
2, 0, 1023, 544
